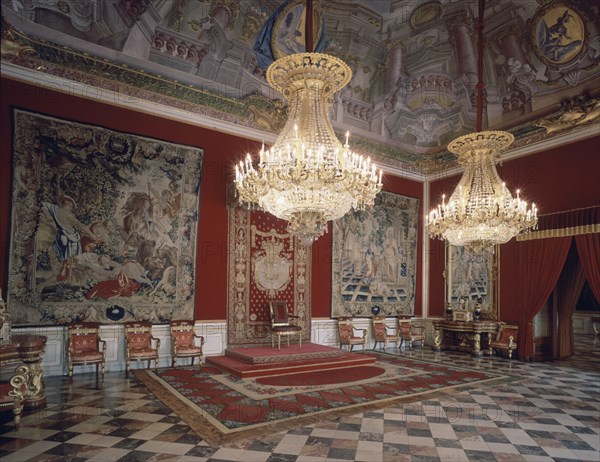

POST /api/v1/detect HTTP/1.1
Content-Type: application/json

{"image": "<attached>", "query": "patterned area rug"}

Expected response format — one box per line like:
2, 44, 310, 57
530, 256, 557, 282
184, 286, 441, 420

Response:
134, 352, 514, 446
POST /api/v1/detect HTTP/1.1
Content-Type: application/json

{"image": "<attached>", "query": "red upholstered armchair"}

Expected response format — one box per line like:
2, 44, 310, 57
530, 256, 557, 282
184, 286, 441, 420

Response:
67, 322, 106, 378
398, 318, 425, 349
124, 321, 160, 376
372, 315, 400, 350
0, 365, 30, 428
269, 301, 302, 349
169, 320, 204, 368
489, 322, 518, 359
337, 317, 367, 351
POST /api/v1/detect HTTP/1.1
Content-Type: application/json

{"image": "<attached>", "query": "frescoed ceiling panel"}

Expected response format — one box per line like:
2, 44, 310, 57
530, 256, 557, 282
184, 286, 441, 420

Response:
1, 0, 599, 173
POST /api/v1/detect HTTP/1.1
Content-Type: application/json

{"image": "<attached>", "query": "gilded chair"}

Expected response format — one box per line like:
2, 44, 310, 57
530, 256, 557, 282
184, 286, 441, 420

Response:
124, 321, 160, 376
66, 322, 106, 378
398, 318, 425, 349
169, 320, 204, 368
269, 301, 302, 349
489, 322, 518, 359
0, 365, 30, 428
372, 315, 400, 350
337, 317, 367, 351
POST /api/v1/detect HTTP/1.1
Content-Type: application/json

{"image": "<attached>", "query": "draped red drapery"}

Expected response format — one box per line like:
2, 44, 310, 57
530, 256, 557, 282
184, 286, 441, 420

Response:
575, 233, 600, 304
516, 236, 572, 361
556, 244, 586, 359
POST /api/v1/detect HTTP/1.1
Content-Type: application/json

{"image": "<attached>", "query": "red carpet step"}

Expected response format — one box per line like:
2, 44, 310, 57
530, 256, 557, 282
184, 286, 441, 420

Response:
224, 343, 349, 364
207, 344, 376, 378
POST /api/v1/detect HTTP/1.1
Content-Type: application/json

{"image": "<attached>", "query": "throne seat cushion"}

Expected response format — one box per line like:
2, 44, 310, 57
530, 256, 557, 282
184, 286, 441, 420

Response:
72, 351, 104, 362
272, 326, 302, 333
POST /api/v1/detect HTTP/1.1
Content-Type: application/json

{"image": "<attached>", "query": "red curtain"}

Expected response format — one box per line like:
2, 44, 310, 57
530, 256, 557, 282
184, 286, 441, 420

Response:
556, 245, 586, 359
517, 236, 572, 361
575, 233, 600, 303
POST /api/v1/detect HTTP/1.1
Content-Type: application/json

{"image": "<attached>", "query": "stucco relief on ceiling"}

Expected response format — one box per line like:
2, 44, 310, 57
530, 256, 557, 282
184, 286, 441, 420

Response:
1, 0, 599, 173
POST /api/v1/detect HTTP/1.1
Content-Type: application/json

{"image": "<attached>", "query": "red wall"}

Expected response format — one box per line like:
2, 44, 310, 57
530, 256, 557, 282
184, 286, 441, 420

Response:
0, 77, 424, 321
428, 136, 600, 320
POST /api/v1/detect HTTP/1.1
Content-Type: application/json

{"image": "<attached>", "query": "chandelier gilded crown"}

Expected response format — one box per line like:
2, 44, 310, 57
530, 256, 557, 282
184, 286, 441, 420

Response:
235, 51, 383, 246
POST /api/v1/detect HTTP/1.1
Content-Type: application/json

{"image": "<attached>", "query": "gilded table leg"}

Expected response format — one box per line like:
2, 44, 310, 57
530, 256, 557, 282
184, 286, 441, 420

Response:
432, 325, 442, 352
21, 357, 45, 408
472, 333, 481, 355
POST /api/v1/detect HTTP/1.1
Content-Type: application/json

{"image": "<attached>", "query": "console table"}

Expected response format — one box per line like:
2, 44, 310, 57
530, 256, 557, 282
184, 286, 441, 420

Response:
0, 335, 47, 408
432, 320, 498, 356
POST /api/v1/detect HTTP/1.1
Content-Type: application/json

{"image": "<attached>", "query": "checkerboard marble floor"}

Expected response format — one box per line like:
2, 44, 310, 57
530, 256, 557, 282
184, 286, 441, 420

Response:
1, 336, 599, 461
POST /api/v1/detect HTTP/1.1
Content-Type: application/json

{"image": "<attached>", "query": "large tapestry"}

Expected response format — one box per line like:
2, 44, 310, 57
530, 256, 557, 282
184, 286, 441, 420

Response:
8, 110, 203, 325
332, 191, 419, 317
446, 245, 497, 319
227, 207, 311, 346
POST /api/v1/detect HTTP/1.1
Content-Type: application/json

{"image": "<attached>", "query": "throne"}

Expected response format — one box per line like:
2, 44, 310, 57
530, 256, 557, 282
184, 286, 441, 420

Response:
268, 301, 302, 349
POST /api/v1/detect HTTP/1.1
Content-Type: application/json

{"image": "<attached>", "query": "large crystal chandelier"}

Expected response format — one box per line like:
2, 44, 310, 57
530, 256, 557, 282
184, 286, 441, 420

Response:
427, 131, 538, 252
235, 4, 382, 246
426, 0, 537, 252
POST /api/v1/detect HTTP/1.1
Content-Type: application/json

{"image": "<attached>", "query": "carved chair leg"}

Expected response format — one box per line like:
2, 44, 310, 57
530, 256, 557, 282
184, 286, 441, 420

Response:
101, 363, 105, 376
299, 333, 302, 348
154, 355, 159, 372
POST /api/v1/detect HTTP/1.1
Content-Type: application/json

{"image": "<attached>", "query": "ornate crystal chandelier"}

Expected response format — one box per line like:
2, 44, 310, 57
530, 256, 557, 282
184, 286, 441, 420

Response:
427, 130, 538, 252
235, 4, 382, 247
426, 0, 537, 252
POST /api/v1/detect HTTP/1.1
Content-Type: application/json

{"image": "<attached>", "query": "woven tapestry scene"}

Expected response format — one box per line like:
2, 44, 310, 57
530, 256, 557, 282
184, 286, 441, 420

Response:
332, 191, 420, 318
8, 110, 203, 325
134, 345, 510, 446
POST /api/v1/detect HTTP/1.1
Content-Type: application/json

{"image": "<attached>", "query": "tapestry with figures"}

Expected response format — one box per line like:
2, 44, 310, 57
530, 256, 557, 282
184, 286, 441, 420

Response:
332, 191, 420, 318
227, 207, 311, 346
7, 109, 203, 325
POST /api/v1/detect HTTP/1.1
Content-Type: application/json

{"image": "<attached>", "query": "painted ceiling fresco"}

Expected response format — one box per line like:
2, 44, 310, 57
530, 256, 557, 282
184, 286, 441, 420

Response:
2, 0, 599, 172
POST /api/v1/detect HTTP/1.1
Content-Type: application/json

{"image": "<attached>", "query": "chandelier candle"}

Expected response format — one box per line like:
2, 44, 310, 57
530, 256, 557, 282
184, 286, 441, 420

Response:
235, 52, 383, 246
